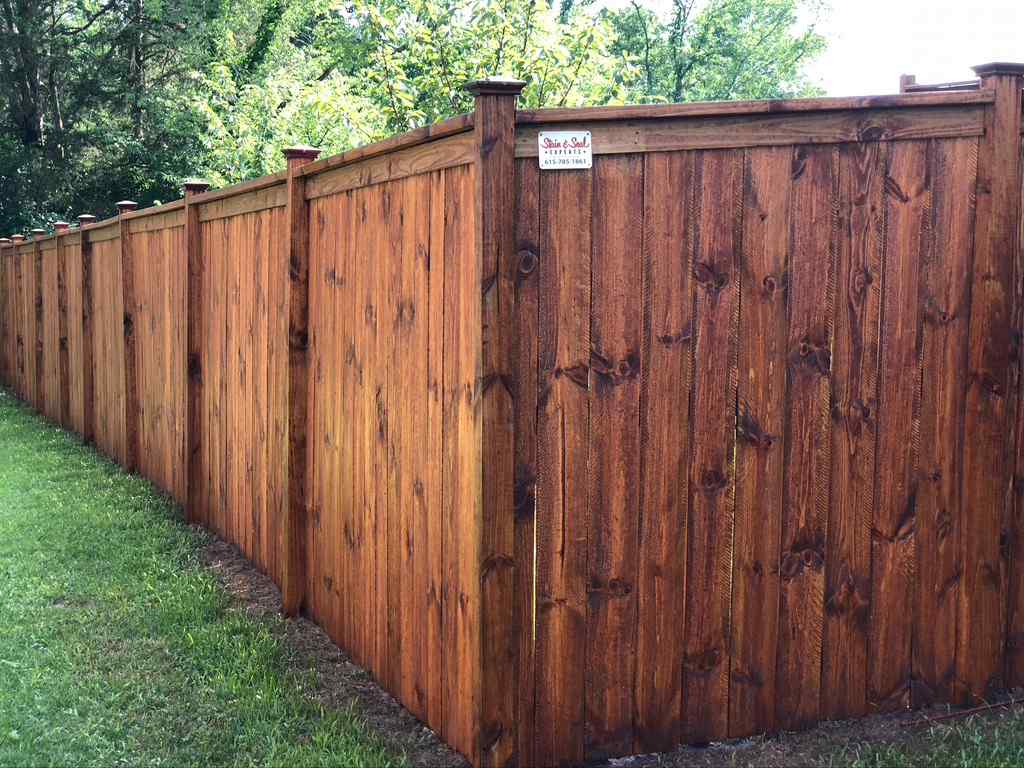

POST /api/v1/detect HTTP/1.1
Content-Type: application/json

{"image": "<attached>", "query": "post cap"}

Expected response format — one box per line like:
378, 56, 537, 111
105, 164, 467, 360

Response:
53, 221, 70, 231
0, 237, 10, 243
77, 215, 97, 228
464, 76, 527, 96
11, 234, 25, 242
282, 145, 321, 161
30, 228, 47, 239
183, 179, 211, 195
972, 62, 1024, 77
116, 200, 138, 213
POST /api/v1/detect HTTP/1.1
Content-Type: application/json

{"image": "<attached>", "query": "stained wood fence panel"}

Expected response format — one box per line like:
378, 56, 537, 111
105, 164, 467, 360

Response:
2, 71, 1024, 768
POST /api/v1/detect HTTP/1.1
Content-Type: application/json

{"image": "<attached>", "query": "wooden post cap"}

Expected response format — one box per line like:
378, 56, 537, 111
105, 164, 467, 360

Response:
53, 221, 70, 232
77, 215, 97, 228
116, 201, 138, 214
282, 146, 321, 161
30, 228, 47, 240
972, 62, 1024, 77
464, 76, 527, 96
11, 234, 25, 242
183, 180, 210, 195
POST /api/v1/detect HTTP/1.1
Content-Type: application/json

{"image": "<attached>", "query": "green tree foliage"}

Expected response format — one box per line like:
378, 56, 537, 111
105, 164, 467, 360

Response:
0, 0, 826, 233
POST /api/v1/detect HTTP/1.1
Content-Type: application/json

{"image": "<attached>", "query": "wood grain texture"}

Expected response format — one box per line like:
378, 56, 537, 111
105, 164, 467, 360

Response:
870, 139, 930, 713
729, 146, 790, 736
682, 149, 741, 744
821, 141, 886, 720
632, 150, 693, 753
775, 144, 837, 730
913, 138, 977, 705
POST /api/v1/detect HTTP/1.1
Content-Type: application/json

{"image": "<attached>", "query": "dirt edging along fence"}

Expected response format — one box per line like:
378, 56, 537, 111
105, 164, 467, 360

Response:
3, 60, 1024, 767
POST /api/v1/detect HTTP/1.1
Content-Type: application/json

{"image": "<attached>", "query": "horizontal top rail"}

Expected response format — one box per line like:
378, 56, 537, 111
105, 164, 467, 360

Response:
515, 88, 995, 125
298, 113, 474, 178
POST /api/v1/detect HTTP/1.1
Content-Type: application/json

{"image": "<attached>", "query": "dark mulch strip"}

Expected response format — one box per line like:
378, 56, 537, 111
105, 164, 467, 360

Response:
197, 535, 467, 768
196, 532, 1022, 768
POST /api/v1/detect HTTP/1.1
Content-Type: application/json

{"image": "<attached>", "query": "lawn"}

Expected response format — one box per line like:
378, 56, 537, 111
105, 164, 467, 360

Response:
0, 389, 399, 767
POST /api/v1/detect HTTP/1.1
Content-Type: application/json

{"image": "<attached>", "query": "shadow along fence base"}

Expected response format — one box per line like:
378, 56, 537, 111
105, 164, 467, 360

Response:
2, 61, 1024, 767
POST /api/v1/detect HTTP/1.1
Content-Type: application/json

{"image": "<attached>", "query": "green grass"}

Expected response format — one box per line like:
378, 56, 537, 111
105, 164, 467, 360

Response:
838, 709, 1024, 768
0, 389, 400, 767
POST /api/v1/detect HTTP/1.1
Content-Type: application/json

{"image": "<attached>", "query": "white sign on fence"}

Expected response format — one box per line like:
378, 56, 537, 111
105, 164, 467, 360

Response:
538, 131, 592, 170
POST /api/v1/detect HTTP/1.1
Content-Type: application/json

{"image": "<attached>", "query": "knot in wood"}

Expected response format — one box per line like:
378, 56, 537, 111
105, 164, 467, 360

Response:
517, 248, 538, 277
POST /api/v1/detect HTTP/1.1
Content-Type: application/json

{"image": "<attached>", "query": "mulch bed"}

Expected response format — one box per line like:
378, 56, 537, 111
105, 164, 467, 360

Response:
197, 532, 1021, 768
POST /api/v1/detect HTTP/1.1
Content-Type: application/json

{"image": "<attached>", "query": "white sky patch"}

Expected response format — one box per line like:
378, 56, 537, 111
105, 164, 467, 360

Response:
600, 0, 1024, 96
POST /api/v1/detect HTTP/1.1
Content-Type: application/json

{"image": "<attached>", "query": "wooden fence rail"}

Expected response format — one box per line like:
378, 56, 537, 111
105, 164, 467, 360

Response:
2, 61, 1024, 768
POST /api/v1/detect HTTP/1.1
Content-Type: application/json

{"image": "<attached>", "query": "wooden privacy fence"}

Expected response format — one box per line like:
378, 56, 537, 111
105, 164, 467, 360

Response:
2, 59, 1024, 767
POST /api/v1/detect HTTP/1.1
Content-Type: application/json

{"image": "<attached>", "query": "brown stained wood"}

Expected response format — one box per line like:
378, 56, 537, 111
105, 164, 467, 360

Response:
512, 157, 539, 766
304, 132, 475, 200
13, 241, 26, 400
469, 79, 524, 768
64, 238, 84, 436
126, 209, 185, 234
197, 185, 286, 223
298, 113, 473, 178
41, 239, 61, 422
821, 141, 886, 721
185, 181, 210, 523
55, 227, 71, 426
33, 237, 44, 413
515, 107, 985, 160
516, 89, 993, 125
534, 167, 591, 768
959, 68, 1023, 701
585, 154, 644, 761
78, 220, 96, 443
1011, 136, 1024, 688
282, 147, 320, 618
870, 139, 930, 713
775, 144, 837, 731
426, 169, 446, 731
441, 163, 481, 759
633, 151, 693, 753
729, 146, 790, 737
682, 149, 741, 744
118, 203, 140, 473
913, 138, 977, 706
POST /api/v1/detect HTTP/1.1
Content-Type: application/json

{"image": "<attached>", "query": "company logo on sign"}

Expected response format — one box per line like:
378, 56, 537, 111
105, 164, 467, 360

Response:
538, 131, 592, 169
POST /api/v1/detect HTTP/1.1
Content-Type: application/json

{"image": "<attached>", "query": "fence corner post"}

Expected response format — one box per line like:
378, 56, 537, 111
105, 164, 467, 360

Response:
184, 180, 211, 524
54, 221, 71, 428
465, 75, 525, 768
116, 201, 140, 471
281, 145, 321, 619
966, 61, 1024, 696
77, 215, 97, 444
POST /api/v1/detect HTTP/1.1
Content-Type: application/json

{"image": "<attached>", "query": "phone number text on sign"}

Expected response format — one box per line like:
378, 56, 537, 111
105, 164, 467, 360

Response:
538, 131, 592, 169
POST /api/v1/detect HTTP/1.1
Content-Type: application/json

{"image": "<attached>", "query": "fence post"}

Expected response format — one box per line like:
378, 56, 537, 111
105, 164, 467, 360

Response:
184, 180, 211, 524
464, 76, 525, 768
31, 228, 46, 411
281, 145, 321, 618
11, 234, 25, 397
54, 222, 70, 427
961, 62, 1024, 695
116, 201, 140, 471
0, 238, 9, 387
78, 215, 97, 444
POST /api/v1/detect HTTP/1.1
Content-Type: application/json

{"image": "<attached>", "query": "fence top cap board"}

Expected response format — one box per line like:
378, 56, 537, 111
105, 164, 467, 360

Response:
182, 179, 211, 194
464, 76, 527, 96
282, 145, 321, 161
972, 61, 1024, 76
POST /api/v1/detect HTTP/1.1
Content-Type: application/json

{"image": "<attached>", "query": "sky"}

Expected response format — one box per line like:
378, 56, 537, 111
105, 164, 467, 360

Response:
603, 0, 1024, 97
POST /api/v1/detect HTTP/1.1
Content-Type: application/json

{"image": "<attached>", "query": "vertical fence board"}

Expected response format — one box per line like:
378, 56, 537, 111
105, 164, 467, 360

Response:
682, 148, 741, 743
534, 166, 591, 767
821, 141, 886, 720
870, 139, 930, 712
775, 144, 837, 730
729, 146, 790, 736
